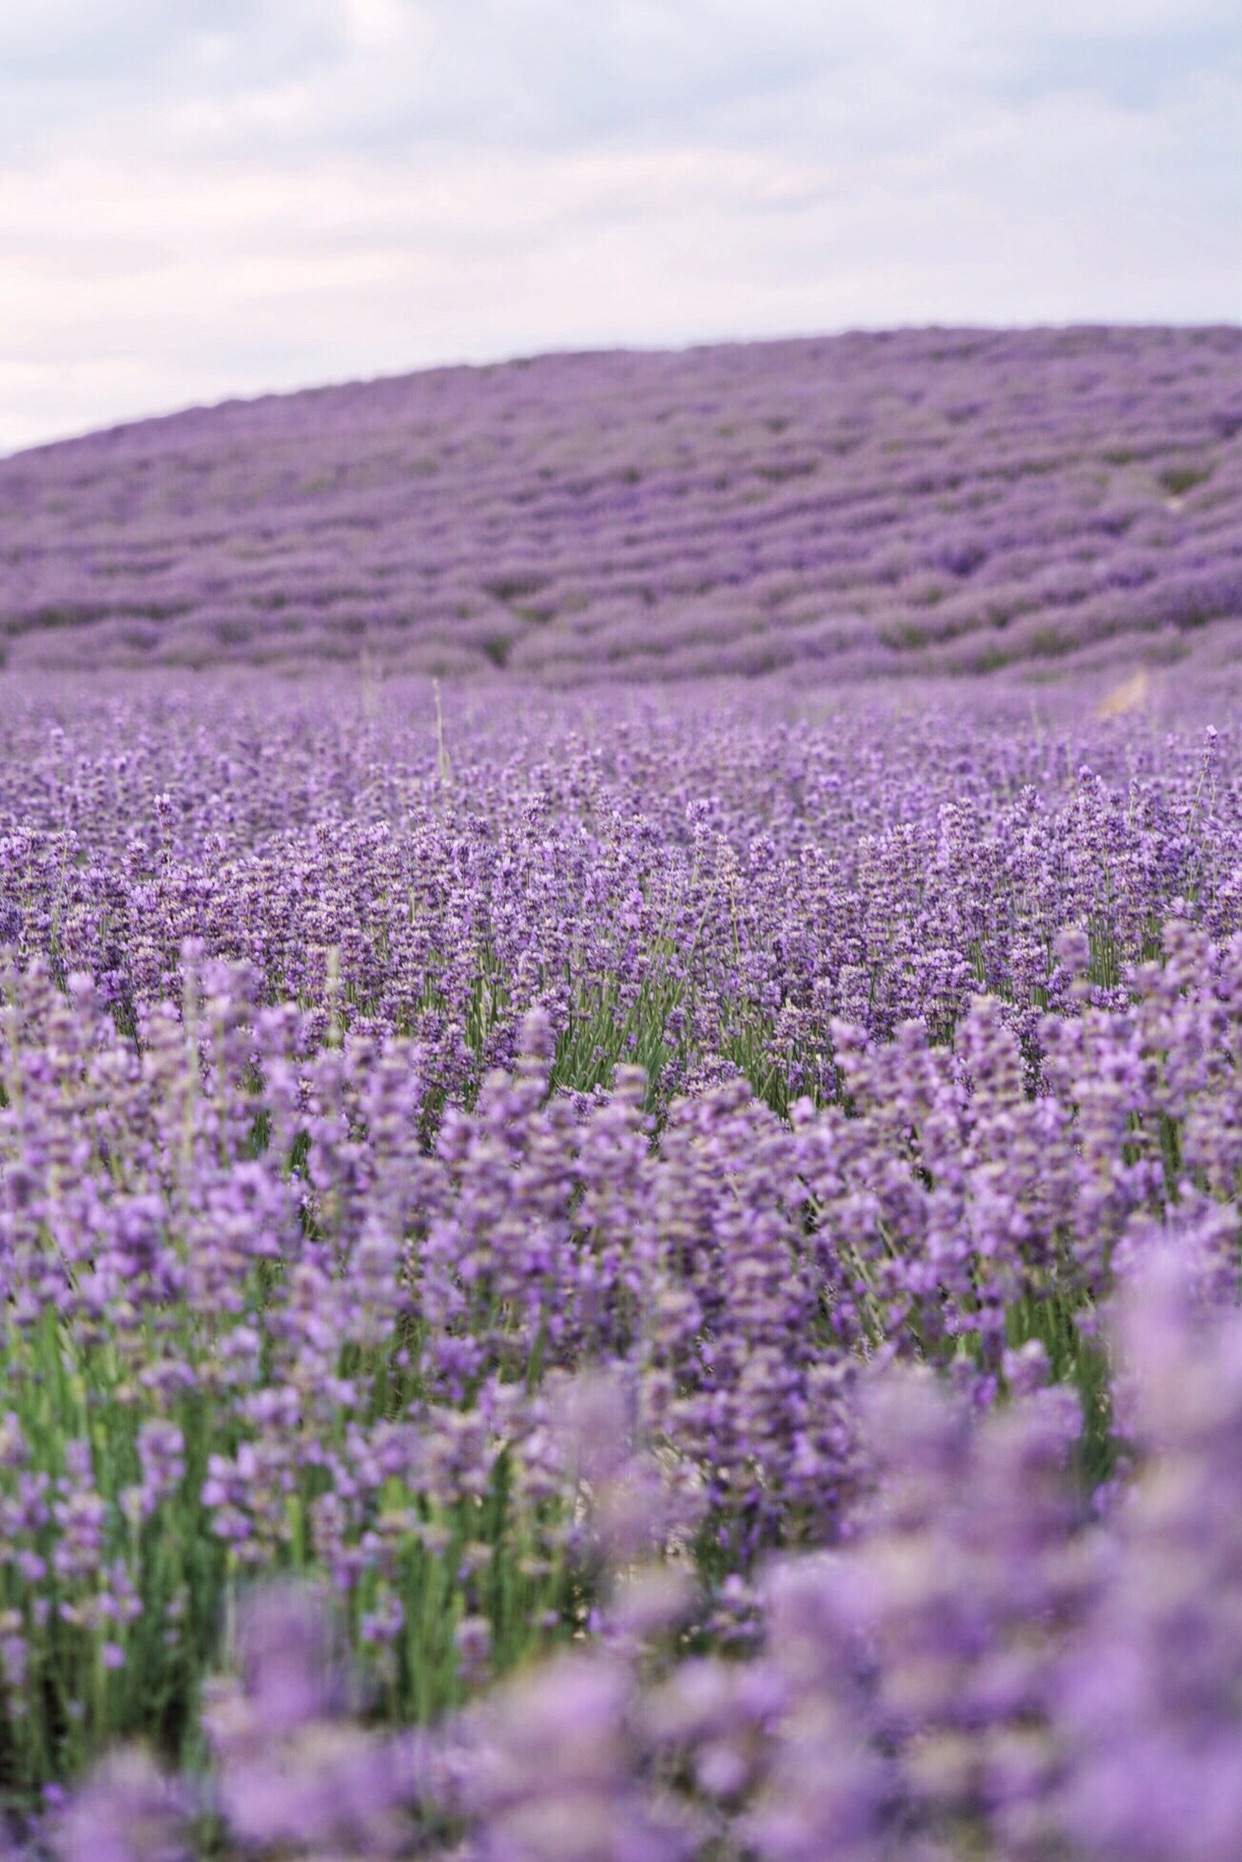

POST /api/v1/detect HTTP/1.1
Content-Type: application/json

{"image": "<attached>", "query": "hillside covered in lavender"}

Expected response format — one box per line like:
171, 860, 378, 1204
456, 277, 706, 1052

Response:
1, 324, 1240, 682
2, 328, 1242, 1859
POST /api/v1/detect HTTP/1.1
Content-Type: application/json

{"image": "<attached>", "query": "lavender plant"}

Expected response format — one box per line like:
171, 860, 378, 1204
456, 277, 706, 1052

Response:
21, 1240, 1239, 1860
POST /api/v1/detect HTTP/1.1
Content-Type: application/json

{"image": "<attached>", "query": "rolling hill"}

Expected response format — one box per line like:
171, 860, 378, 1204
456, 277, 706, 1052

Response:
0, 324, 1238, 681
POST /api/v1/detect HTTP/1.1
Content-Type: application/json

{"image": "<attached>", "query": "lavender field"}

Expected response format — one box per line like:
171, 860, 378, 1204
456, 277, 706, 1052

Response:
1, 327, 1240, 684
0, 330, 1241, 1859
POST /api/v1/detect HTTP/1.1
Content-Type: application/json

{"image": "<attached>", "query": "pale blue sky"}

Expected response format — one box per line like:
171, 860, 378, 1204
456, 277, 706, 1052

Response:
1, 0, 1239, 452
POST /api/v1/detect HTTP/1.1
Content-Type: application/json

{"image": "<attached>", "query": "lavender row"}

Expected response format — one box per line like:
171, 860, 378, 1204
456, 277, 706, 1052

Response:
3, 902, 1242, 1811
2, 326, 1239, 679
35, 1235, 1236, 1862
0, 675, 1240, 1847
0, 679, 1237, 1111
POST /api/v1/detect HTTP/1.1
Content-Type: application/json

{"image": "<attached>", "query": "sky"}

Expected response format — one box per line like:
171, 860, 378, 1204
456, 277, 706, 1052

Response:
1, 0, 1239, 455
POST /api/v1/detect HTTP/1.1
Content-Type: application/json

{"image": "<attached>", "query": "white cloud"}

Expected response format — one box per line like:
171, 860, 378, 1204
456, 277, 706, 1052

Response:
0, 1, 1237, 451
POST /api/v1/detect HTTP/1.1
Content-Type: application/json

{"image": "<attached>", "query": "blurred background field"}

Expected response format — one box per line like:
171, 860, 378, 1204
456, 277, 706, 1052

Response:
1, 325, 1238, 686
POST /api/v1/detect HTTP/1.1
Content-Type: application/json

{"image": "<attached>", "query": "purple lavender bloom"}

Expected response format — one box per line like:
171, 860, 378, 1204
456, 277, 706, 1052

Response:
1052, 1246, 1242, 1861
50, 1748, 191, 1862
